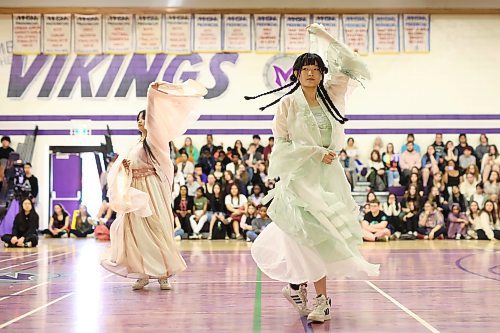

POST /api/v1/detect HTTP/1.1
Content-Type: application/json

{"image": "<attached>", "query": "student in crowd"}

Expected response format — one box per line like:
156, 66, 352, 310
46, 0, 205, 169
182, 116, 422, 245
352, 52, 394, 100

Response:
401, 200, 419, 236
207, 183, 228, 240
475, 134, 489, 163
427, 186, 447, 214
173, 214, 185, 241
443, 160, 461, 196
70, 204, 95, 238
194, 164, 208, 185
198, 148, 216, 175
182, 137, 199, 163
226, 153, 242, 175
41, 204, 70, 238
455, 133, 474, 157
448, 185, 468, 213
447, 203, 468, 240
432, 133, 446, 159
382, 193, 403, 237
243, 143, 262, 179
458, 147, 476, 172
251, 161, 270, 191
248, 184, 265, 208
372, 136, 384, 152
1, 198, 38, 248
465, 164, 481, 182
399, 142, 421, 186
400, 134, 421, 154
421, 145, 439, 188
189, 187, 209, 239
185, 173, 200, 196
401, 184, 422, 212
23, 162, 39, 202
173, 185, 194, 236
203, 174, 217, 197
252, 135, 265, 154
223, 170, 242, 196
339, 149, 357, 190
480, 144, 499, 182
407, 172, 424, 197
247, 205, 272, 242
470, 183, 486, 209
361, 200, 391, 242
0, 136, 14, 160
225, 184, 247, 240
177, 150, 195, 178
263, 136, 274, 161
466, 201, 481, 240
476, 200, 500, 240
417, 201, 445, 240
212, 161, 225, 183
241, 203, 258, 241
233, 140, 247, 159
236, 164, 250, 195
382, 143, 400, 187
200, 134, 216, 157
367, 150, 387, 191
483, 170, 499, 199
460, 173, 478, 202
366, 191, 378, 204
444, 141, 459, 164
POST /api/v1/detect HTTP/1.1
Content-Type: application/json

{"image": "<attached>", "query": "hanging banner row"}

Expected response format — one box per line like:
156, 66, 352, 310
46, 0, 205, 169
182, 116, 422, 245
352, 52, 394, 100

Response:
12, 13, 431, 55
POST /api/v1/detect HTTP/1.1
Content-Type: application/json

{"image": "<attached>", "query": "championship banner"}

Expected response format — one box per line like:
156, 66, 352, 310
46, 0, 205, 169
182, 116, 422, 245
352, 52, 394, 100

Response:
166, 14, 192, 54
223, 14, 251, 52
373, 14, 400, 53
43, 14, 71, 55
74, 14, 102, 54
13, 14, 41, 54
104, 14, 133, 54
283, 14, 310, 54
135, 14, 162, 53
254, 14, 280, 53
312, 15, 340, 40
193, 14, 221, 53
403, 14, 430, 53
342, 14, 370, 55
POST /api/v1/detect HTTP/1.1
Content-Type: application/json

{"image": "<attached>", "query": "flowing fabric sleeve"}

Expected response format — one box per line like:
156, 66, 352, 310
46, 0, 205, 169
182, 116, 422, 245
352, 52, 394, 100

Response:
267, 97, 328, 180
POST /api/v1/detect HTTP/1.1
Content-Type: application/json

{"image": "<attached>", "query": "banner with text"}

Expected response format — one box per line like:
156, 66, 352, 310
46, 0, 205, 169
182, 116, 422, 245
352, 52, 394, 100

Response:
13, 14, 41, 54
284, 14, 310, 54
342, 14, 370, 55
254, 14, 280, 53
403, 14, 430, 52
373, 14, 400, 53
312, 15, 340, 40
43, 14, 71, 55
223, 14, 251, 52
74, 14, 102, 54
104, 14, 133, 54
135, 14, 162, 53
194, 14, 221, 53
166, 14, 192, 54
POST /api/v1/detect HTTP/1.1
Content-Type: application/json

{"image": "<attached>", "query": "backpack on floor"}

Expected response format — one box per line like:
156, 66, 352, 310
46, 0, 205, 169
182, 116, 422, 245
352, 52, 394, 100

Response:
212, 220, 228, 240
94, 224, 110, 241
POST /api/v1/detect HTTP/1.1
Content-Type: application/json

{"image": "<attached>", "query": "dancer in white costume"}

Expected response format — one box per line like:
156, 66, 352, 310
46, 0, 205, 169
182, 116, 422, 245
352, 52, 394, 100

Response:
248, 24, 380, 322
101, 80, 207, 290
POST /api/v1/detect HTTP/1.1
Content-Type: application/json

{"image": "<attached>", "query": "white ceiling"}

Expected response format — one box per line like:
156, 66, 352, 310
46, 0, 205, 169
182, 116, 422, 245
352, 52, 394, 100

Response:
1, 0, 500, 9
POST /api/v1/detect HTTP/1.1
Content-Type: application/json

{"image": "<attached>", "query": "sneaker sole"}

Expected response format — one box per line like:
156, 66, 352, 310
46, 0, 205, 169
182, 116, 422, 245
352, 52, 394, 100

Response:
282, 288, 311, 316
132, 281, 149, 290
307, 313, 332, 323
160, 285, 172, 290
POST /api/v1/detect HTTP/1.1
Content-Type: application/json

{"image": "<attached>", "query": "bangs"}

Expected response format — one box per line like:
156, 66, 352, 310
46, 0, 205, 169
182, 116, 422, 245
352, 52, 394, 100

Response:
293, 53, 326, 71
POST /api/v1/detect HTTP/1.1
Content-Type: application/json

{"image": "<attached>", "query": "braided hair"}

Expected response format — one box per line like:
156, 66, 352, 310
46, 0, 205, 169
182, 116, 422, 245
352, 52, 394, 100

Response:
245, 53, 348, 124
137, 110, 159, 164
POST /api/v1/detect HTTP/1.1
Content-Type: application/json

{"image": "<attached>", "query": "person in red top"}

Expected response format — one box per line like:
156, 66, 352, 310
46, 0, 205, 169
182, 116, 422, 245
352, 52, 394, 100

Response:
263, 136, 274, 161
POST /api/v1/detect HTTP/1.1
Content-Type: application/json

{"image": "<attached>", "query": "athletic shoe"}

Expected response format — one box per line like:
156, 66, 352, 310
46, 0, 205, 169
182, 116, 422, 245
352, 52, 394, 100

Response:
282, 284, 311, 316
158, 278, 172, 290
207, 234, 212, 240
24, 241, 32, 248
413, 231, 418, 237
236, 234, 244, 240
132, 278, 149, 290
455, 234, 461, 240
307, 294, 332, 323
394, 231, 401, 239
174, 235, 181, 241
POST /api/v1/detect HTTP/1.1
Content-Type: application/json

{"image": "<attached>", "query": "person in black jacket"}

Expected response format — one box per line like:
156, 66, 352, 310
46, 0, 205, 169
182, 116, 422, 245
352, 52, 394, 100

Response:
2, 198, 39, 247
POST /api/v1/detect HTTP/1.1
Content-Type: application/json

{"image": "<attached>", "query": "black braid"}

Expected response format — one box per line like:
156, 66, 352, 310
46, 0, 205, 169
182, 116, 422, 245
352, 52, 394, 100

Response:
244, 81, 295, 100
258, 83, 300, 111
318, 82, 348, 123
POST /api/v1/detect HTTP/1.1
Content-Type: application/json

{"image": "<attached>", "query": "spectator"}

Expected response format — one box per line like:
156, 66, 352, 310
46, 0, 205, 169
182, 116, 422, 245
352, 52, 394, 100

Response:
465, 164, 481, 182
401, 200, 419, 236
339, 149, 357, 190
367, 150, 387, 191
189, 187, 209, 239
400, 134, 421, 154
447, 203, 468, 239
263, 136, 274, 161
216, 149, 232, 167
186, 173, 200, 196
182, 137, 199, 163
169, 141, 179, 163
173, 164, 186, 187
212, 161, 225, 183
366, 191, 378, 204
21, 162, 39, 202
200, 134, 216, 157
373, 136, 384, 152
173, 214, 185, 241
177, 150, 195, 178
1, 198, 38, 248
460, 173, 478, 202
173, 185, 194, 236
252, 135, 265, 154
241, 203, 258, 241
248, 184, 265, 207
225, 184, 247, 240
466, 201, 481, 239
251, 161, 270, 190
401, 184, 422, 212
41, 203, 70, 238
359, 203, 371, 222
417, 201, 445, 240
475, 134, 489, 163
458, 147, 476, 172
194, 164, 208, 185
0, 136, 14, 160
432, 133, 446, 159
443, 160, 461, 195
476, 200, 500, 240
226, 153, 242, 175
444, 140, 459, 164
361, 200, 391, 242
399, 142, 421, 185
480, 144, 499, 182
470, 183, 486, 209
382, 143, 400, 187
203, 174, 217, 197
70, 204, 95, 238
243, 143, 262, 179
198, 148, 215, 175
427, 186, 447, 215
233, 140, 247, 159
448, 185, 468, 213
223, 170, 242, 195
207, 183, 228, 240
382, 193, 403, 237
455, 133, 474, 157
247, 205, 272, 242
407, 172, 424, 197
236, 164, 250, 195
483, 170, 499, 199
421, 145, 439, 188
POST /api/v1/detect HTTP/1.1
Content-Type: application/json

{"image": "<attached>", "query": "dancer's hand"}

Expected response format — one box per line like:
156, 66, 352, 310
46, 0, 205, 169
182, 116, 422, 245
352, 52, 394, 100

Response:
122, 159, 131, 172
322, 151, 337, 165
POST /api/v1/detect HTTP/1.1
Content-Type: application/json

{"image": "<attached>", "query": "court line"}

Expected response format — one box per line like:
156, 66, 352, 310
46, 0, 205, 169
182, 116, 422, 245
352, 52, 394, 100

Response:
0, 282, 49, 302
365, 281, 440, 333
0, 246, 69, 263
252, 268, 262, 333
455, 254, 500, 282
0, 252, 73, 271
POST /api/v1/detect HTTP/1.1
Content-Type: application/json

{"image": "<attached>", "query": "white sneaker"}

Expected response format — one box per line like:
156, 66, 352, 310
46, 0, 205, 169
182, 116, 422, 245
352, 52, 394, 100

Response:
455, 234, 461, 240
307, 295, 332, 323
158, 278, 172, 290
174, 235, 181, 241
413, 231, 418, 237
282, 285, 311, 316
394, 231, 401, 239
132, 278, 149, 290
407, 231, 413, 235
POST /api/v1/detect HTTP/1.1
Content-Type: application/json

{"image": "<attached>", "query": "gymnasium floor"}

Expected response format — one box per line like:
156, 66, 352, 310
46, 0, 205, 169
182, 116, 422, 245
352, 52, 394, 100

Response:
0, 239, 498, 332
